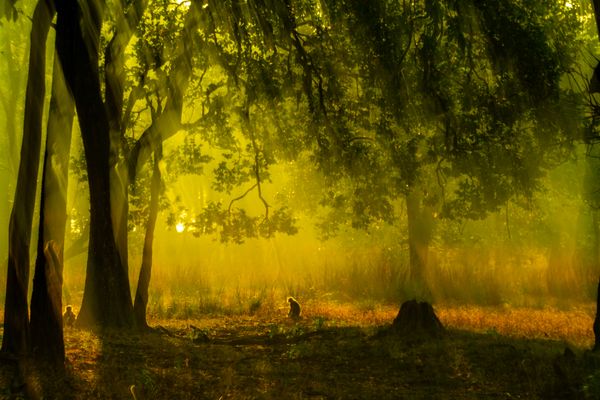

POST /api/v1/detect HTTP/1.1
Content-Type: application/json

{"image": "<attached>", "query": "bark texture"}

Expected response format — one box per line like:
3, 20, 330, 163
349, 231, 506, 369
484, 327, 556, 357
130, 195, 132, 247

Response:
30, 54, 74, 366
2, 0, 54, 355
55, 0, 134, 328
133, 145, 162, 329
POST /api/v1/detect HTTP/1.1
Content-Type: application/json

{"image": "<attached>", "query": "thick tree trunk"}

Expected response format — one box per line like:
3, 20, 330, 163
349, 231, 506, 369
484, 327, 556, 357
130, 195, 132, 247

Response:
55, 0, 134, 329
30, 242, 64, 365
29, 55, 74, 366
391, 300, 444, 337
1, 0, 54, 356
406, 189, 434, 299
133, 145, 162, 329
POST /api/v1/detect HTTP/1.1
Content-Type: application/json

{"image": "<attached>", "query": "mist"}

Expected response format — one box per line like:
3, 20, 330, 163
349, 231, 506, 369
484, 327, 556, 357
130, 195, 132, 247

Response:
2, 0, 600, 397
47, 131, 597, 317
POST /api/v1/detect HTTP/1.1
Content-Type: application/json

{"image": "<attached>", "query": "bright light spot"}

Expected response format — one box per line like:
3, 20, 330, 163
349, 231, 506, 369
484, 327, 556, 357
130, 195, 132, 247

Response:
175, 0, 191, 8
176, 223, 185, 233
565, 1, 573, 8
70, 217, 81, 235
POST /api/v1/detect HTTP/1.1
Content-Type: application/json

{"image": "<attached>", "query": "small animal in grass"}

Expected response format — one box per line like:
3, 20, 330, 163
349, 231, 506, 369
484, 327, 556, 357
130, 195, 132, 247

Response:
63, 305, 76, 328
287, 297, 301, 319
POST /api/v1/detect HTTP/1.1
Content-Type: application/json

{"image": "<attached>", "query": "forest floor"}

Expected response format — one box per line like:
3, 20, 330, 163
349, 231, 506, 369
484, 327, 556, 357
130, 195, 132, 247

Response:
1, 302, 599, 399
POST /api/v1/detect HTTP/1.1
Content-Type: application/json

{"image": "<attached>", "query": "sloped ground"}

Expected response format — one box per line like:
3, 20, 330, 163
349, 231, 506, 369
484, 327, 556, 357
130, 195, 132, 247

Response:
0, 304, 598, 399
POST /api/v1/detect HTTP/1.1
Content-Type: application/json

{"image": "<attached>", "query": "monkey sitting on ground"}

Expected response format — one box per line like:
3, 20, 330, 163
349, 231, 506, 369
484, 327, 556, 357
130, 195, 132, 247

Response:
63, 305, 76, 328
287, 297, 301, 319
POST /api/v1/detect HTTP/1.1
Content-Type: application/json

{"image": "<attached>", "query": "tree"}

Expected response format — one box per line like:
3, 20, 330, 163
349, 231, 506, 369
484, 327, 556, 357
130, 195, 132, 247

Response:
2, 0, 586, 345
301, 0, 581, 298
54, 0, 134, 328
133, 143, 162, 328
29, 54, 75, 366
588, 0, 600, 351
2, 0, 55, 356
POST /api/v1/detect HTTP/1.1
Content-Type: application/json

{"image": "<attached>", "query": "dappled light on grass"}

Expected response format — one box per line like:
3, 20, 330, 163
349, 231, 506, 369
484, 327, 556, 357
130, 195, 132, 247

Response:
142, 295, 596, 348
64, 329, 103, 388
0, 301, 595, 397
51, 302, 598, 398
438, 305, 595, 348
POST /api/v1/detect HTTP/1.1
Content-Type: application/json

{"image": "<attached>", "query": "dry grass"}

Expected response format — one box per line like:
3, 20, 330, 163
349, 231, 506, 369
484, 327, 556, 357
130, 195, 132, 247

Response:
437, 304, 595, 348
152, 299, 596, 349
1, 300, 599, 399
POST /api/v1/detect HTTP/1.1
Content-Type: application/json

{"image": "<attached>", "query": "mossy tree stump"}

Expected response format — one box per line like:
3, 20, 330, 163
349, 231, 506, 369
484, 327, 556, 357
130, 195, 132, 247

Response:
391, 300, 444, 336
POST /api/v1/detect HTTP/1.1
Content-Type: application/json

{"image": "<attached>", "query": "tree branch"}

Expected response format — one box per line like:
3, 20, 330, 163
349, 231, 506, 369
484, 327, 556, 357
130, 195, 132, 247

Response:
228, 183, 258, 214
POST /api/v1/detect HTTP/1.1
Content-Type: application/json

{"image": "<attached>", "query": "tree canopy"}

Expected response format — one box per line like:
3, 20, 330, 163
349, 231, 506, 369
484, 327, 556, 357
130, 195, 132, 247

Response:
1, 0, 599, 368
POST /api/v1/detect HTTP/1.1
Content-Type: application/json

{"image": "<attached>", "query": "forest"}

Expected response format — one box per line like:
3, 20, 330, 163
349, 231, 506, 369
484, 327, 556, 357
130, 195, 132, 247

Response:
3, 0, 600, 398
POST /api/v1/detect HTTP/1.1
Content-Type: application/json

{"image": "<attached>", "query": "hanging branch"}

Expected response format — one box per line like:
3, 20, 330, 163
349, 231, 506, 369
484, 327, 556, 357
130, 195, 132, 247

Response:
228, 183, 258, 214
227, 102, 270, 220
246, 103, 270, 220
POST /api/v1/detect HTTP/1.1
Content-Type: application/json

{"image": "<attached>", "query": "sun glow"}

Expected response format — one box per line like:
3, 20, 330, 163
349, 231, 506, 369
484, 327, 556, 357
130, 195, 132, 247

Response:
176, 222, 185, 233
175, 0, 191, 7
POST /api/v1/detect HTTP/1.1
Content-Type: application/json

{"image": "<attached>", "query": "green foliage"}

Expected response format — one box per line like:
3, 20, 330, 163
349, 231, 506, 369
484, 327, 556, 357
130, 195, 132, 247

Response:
93, 0, 588, 243
32, 0, 597, 291
165, 135, 212, 176
69, 151, 88, 183
294, 0, 586, 235
190, 201, 297, 243
212, 157, 253, 194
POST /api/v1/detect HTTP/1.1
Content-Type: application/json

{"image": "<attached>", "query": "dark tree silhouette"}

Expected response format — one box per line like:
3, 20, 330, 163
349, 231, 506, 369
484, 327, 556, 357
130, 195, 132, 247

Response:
2, 0, 55, 356
133, 144, 162, 329
54, 0, 134, 328
392, 300, 444, 337
590, 0, 600, 352
29, 54, 74, 366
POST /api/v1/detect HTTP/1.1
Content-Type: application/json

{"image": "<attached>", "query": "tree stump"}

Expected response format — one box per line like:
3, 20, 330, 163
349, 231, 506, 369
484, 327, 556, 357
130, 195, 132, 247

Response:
391, 300, 444, 336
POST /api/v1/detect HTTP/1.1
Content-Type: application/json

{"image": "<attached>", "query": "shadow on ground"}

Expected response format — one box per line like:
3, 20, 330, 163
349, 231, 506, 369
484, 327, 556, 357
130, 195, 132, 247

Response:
2, 316, 600, 399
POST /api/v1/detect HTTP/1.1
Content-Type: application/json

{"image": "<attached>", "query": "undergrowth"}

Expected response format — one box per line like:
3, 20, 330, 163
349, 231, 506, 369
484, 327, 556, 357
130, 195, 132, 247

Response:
0, 301, 598, 399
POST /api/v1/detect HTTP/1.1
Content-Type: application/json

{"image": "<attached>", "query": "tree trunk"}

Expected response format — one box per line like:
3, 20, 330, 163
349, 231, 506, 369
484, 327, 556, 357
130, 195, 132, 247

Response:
391, 300, 444, 337
55, 0, 134, 329
590, 0, 600, 351
30, 242, 64, 366
110, 164, 130, 303
29, 54, 74, 366
595, 278, 600, 351
133, 145, 162, 329
1, 0, 54, 356
104, 0, 151, 299
405, 188, 434, 299
593, 0, 600, 38
594, 209, 600, 351
0, 43, 22, 231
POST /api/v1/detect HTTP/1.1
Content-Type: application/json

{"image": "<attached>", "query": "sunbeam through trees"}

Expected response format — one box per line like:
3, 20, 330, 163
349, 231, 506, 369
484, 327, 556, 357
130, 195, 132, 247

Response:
3, 0, 600, 397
